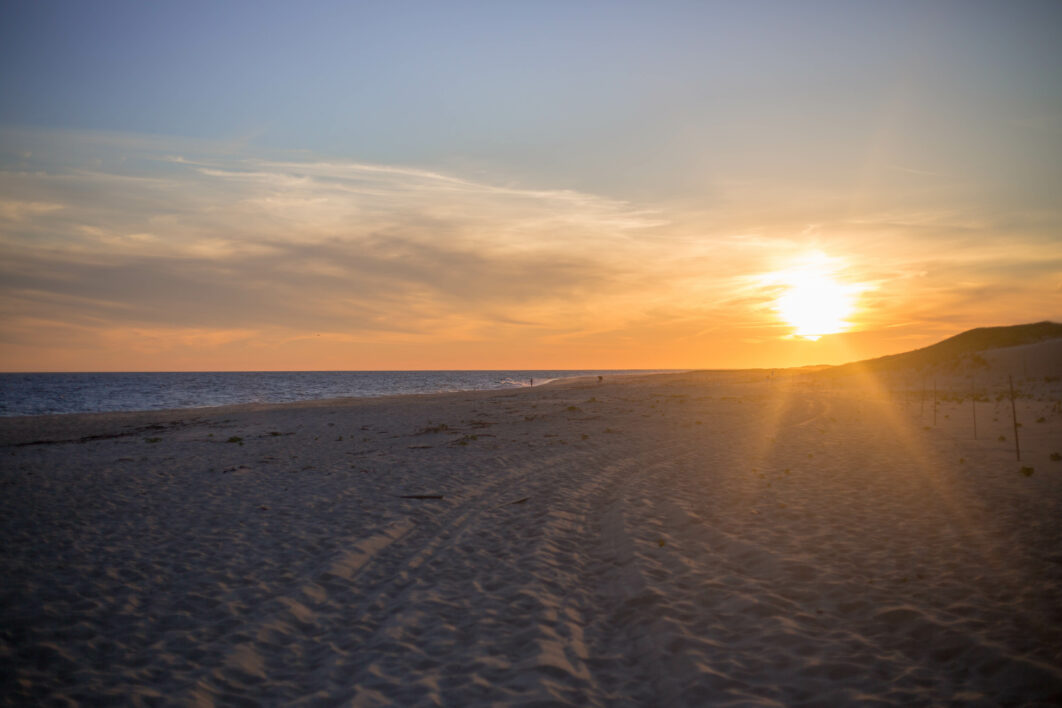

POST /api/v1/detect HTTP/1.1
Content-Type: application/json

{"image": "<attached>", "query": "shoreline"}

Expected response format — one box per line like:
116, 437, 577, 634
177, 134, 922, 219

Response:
3, 368, 1061, 704
0, 369, 682, 421
0, 370, 658, 443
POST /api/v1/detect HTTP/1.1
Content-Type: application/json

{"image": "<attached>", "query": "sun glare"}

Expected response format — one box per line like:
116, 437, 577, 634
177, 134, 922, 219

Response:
769, 253, 859, 340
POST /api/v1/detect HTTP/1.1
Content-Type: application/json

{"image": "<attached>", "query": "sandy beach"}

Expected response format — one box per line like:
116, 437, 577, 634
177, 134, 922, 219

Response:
3, 359, 1062, 706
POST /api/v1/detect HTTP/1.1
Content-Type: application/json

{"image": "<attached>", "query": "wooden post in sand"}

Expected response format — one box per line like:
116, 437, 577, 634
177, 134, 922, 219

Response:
1009, 375, 1021, 461
971, 378, 978, 440
920, 376, 925, 418
933, 380, 938, 426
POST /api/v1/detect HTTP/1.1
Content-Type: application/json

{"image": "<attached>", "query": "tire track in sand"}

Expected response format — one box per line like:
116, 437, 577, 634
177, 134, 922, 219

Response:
184, 443, 613, 705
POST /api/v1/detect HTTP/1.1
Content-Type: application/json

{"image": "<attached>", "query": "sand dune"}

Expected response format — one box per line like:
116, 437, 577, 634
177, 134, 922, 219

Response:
2, 366, 1061, 705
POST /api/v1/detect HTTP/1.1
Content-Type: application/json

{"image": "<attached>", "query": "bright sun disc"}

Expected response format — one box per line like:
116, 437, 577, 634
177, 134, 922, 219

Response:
776, 274, 855, 340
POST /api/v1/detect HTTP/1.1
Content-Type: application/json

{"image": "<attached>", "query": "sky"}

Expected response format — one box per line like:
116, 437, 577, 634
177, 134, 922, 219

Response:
1, 0, 1060, 371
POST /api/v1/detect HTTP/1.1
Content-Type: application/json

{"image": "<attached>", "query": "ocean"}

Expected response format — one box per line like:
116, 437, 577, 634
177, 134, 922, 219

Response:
0, 370, 672, 417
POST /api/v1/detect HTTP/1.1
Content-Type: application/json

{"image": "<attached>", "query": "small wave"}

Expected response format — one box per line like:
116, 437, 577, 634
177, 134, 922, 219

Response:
0, 369, 678, 416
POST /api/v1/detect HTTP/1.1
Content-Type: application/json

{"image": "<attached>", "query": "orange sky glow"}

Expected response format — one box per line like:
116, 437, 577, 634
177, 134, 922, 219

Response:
2, 3, 1060, 372
1, 132, 1060, 372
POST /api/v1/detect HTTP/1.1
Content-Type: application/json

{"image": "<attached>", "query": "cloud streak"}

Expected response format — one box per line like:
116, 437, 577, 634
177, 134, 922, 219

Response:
1, 128, 1059, 370
1, 130, 685, 367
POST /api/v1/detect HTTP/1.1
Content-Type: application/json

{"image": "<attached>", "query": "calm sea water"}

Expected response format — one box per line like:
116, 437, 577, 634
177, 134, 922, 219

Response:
0, 370, 671, 417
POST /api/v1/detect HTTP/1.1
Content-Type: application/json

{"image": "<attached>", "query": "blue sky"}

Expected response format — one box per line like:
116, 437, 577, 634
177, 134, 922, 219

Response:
1, 1, 1060, 370
6, 0, 1059, 197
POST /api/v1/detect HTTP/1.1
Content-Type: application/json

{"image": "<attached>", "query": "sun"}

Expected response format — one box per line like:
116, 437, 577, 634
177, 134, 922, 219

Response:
768, 254, 859, 340
776, 275, 854, 340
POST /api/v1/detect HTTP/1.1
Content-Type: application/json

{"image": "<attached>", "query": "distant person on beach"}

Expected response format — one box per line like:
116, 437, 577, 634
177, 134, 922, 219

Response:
529, 377, 533, 387
598, 376, 603, 383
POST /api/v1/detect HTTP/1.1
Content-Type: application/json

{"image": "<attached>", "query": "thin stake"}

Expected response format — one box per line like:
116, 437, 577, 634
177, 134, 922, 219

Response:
933, 380, 938, 426
1009, 375, 1021, 461
971, 378, 978, 440
920, 376, 925, 418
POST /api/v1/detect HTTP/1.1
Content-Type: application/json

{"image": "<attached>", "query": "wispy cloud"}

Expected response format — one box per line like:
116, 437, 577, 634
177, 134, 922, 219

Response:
0, 129, 684, 367
1, 127, 1059, 370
